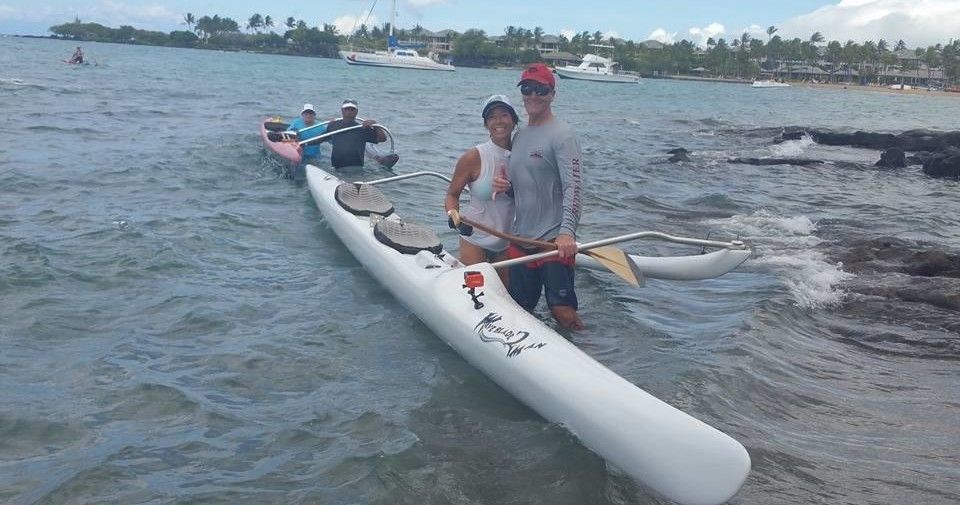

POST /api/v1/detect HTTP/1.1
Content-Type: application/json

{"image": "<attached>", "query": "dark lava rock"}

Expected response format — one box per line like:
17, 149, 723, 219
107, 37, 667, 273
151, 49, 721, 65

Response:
922, 147, 960, 179
782, 128, 960, 152
898, 129, 960, 151
906, 151, 931, 165
667, 148, 691, 163
907, 250, 960, 278
729, 157, 824, 166
808, 130, 899, 149
773, 127, 807, 143
875, 147, 906, 168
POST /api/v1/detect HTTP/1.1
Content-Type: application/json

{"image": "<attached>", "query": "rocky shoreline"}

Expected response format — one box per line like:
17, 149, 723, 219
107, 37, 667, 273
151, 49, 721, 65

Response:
774, 128, 960, 178
672, 128, 960, 179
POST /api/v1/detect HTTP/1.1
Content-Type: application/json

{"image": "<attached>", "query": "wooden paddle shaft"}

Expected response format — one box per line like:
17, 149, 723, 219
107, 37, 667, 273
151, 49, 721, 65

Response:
456, 215, 556, 250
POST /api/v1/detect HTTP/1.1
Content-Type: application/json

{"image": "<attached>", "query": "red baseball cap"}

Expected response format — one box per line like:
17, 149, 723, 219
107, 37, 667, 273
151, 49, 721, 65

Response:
517, 63, 555, 88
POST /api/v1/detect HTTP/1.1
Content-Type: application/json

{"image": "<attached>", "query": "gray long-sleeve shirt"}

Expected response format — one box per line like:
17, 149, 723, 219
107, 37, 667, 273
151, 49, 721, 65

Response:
507, 118, 583, 240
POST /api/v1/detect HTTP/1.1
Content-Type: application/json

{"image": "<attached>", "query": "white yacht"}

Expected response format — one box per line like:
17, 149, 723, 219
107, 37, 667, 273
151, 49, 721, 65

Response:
554, 47, 639, 84
338, 0, 454, 71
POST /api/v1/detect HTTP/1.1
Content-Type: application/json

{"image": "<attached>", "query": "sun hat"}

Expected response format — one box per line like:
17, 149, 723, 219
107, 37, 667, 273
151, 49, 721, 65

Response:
301, 103, 315, 113
481, 94, 519, 124
517, 63, 555, 88
341, 100, 358, 109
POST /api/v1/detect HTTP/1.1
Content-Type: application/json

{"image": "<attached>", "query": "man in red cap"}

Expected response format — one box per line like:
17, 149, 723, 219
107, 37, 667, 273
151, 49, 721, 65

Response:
494, 63, 584, 330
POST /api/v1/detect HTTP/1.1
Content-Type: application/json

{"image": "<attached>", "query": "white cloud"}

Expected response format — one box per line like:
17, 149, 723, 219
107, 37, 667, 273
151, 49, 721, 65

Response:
97, 0, 178, 23
0, 1, 177, 27
648, 28, 677, 44
560, 28, 576, 40
735, 24, 767, 41
688, 22, 725, 47
334, 14, 381, 35
778, 0, 960, 48
602, 30, 620, 41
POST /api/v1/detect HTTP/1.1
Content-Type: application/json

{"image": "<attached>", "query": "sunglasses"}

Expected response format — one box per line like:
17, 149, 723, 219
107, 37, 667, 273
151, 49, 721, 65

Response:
520, 83, 553, 96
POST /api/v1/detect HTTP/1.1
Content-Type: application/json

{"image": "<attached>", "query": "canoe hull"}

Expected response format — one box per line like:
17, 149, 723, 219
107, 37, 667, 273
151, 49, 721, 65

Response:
305, 165, 750, 505
259, 118, 301, 167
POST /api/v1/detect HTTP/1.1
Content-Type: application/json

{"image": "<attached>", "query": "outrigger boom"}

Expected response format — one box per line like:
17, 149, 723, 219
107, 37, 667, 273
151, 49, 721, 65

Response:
493, 232, 746, 269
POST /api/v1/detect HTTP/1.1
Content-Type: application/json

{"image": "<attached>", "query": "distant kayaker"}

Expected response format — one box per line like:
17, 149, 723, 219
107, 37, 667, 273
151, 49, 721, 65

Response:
492, 63, 584, 330
322, 100, 391, 169
444, 94, 519, 280
288, 103, 325, 164
68, 46, 84, 64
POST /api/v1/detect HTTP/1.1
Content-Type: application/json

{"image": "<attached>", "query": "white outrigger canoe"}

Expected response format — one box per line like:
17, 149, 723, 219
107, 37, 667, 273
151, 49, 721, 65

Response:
305, 165, 751, 505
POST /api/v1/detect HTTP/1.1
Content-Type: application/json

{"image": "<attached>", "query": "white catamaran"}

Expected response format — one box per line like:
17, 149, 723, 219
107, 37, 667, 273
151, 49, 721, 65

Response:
338, 0, 455, 71
305, 165, 752, 505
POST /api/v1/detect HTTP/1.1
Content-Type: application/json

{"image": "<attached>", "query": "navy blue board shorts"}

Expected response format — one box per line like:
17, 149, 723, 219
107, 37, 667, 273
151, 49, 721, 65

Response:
506, 244, 578, 310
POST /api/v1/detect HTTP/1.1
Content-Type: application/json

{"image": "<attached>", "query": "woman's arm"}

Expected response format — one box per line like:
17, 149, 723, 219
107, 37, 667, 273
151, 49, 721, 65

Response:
444, 147, 481, 213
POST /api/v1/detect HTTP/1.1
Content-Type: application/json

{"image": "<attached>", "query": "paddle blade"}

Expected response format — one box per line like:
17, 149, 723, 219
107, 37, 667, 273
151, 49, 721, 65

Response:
584, 246, 645, 287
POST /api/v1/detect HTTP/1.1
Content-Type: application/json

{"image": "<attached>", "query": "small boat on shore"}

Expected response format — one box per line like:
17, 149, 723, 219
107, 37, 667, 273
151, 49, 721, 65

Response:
304, 165, 751, 505
752, 80, 790, 88
555, 51, 639, 84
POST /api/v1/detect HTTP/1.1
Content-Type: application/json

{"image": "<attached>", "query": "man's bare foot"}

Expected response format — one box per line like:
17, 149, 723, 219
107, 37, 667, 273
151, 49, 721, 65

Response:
551, 305, 584, 331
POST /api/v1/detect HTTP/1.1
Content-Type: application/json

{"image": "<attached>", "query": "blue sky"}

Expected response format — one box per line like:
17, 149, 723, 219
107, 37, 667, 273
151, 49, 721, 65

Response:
1, 1, 957, 47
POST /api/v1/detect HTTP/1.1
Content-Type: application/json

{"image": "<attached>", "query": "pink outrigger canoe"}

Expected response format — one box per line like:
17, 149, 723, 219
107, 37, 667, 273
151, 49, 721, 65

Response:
260, 118, 301, 167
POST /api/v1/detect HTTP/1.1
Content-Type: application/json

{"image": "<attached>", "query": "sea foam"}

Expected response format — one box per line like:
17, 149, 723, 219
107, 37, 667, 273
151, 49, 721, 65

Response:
705, 210, 853, 310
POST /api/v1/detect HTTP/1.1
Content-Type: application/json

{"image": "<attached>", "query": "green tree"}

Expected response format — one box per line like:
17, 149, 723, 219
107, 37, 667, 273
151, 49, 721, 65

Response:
183, 13, 195, 32
453, 29, 500, 66
247, 14, 263, 33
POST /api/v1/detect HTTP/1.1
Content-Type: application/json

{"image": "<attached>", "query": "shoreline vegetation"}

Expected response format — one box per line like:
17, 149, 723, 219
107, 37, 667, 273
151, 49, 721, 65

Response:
38, 16, 960, 91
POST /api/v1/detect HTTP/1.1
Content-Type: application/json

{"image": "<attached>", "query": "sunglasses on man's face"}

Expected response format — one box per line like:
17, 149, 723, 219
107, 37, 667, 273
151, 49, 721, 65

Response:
520, 83, 553, 96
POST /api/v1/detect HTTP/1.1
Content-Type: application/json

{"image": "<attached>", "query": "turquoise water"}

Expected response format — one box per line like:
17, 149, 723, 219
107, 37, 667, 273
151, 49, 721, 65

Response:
2, 38, 958, 505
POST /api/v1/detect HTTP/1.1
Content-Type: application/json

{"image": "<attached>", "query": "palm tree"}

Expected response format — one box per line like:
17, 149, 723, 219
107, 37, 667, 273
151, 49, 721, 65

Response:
247, 14, 263, 33
579, 31, 590, 54
533, 26, 544, 50
285, 17, 296, 30
766, 25, 777, 42
842, 40, 859, 82
183, 13, 196, 32
914, 47, 927, 83
895, 39, 907, 52
862, 40, 878, 83
264, 16, 274, 32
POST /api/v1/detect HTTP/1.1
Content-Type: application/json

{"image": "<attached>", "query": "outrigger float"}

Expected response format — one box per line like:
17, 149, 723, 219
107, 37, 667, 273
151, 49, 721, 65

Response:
305, 165, 752, 505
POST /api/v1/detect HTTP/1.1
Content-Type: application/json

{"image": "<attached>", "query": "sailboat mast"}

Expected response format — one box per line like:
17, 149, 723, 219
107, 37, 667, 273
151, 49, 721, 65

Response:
390, 0, 395, 37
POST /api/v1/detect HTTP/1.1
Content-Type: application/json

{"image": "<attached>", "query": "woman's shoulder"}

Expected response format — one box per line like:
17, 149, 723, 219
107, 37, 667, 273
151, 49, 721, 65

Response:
458, 145, 482, 165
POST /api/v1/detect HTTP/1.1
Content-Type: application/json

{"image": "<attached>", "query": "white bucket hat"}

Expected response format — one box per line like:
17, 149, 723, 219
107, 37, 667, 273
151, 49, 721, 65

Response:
481, 95, 519, 124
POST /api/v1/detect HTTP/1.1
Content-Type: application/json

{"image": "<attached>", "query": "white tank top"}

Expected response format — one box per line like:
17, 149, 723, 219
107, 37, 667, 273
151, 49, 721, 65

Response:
462, 141, 514, 252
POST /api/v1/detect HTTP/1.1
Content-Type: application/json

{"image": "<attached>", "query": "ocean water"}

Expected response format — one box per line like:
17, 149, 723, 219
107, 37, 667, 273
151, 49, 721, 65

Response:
1, 38, 958, 505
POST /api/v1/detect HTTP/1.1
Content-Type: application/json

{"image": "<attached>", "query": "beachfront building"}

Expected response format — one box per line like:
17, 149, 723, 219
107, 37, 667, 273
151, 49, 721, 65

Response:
422, 28, 457, 54
540, 50, 580, 67
538, 34, 560, 53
